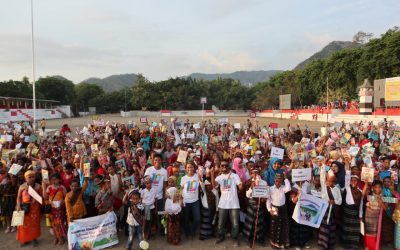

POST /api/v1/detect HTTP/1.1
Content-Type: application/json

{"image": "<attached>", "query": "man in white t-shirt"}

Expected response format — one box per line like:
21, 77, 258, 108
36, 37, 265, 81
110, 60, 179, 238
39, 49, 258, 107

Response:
214, 159, 243, 246
144, 154, 168, 235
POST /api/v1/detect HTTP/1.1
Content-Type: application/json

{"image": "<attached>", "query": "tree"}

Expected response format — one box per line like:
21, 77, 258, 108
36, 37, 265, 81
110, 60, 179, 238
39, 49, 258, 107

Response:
352, 31, 373, 44
36, 76, 76, 104
74, 83, 104, 112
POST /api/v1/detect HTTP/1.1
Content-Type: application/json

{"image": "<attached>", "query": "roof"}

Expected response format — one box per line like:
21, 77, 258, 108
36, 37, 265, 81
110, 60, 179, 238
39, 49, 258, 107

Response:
0, 96, 59, 103
358, 79, 373, 89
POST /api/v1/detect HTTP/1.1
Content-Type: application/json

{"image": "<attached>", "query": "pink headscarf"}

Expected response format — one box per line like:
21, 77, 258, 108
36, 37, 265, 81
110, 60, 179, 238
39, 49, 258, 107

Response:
233, 157, 247, 182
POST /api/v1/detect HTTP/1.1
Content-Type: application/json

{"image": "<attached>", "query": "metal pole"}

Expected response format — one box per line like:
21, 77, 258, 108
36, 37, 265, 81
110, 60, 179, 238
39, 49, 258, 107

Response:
31, 0, 37, 131
280, 87, 283, 120
202, 103, 204, 121
124, 88, 127, 112
326, 76, 329, 125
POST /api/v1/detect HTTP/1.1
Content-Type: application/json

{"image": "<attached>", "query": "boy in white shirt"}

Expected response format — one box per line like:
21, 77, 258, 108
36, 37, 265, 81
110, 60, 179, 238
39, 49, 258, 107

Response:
266, 173, 291, 249
140, 176, 156, 239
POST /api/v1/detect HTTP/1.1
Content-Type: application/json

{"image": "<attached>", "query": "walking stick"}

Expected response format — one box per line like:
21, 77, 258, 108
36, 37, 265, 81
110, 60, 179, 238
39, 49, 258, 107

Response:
251, 197, 261, 250
326, 204, 333, 224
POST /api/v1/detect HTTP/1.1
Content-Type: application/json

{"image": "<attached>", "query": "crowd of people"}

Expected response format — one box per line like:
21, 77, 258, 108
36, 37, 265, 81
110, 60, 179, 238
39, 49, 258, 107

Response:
1, 117, 400, 250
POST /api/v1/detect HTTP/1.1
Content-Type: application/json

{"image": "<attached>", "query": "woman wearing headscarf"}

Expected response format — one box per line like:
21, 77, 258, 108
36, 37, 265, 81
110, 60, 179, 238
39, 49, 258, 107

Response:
16, 170, 42, 247
264, 157, 284, 186
330, 161, 346, 189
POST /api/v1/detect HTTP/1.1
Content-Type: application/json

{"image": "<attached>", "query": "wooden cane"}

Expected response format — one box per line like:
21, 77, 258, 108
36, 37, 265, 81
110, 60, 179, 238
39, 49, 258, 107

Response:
251, 197, 261, 250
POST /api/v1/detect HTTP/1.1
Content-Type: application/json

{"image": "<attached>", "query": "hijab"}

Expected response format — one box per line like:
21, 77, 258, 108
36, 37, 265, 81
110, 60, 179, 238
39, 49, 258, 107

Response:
233, 157, 247, 182
265, 157, 284, 186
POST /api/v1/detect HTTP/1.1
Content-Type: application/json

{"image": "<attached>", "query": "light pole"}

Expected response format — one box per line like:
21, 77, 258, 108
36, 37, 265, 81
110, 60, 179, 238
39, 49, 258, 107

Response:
31, 0, 37, 131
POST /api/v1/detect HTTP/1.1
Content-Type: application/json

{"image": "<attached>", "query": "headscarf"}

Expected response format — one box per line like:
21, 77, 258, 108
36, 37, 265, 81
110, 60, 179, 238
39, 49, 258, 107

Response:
264, 157, 284, 186
232, 157, 247, 182
332, 161, 345, 188
24, 170, 35, 180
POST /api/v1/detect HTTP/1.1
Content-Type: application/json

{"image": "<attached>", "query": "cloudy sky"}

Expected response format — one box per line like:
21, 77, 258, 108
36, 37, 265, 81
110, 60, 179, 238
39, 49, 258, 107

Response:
0, 0, 399, 83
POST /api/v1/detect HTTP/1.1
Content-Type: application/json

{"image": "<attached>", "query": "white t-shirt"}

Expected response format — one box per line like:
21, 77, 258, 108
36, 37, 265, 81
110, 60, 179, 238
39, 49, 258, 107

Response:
180, 174, 200, 204
144, 166, 168, 199
215, 173, 241, 209
140, 188, 156, 208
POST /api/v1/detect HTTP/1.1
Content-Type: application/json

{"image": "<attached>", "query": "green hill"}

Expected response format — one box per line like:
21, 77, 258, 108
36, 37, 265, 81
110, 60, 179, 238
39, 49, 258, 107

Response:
82, 73, 138, 92
294, 41, 363, 70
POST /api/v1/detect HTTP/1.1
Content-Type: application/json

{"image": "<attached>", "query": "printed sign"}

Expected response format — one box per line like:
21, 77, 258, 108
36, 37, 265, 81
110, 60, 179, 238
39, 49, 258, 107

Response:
67, 212, 118, 250
177, 150, 188, 163
140, 117, 147, 123
292, 168, 312, 182
292, 193, 329, 228
271, 147, 284, 160
252, 184, 269, 198
361, 167, 375, 183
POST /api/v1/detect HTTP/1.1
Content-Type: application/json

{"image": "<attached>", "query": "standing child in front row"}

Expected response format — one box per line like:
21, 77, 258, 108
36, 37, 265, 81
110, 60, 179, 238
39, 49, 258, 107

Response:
140, 176, 156, 239
165, 186, 182, 245
124, 190, 144, 250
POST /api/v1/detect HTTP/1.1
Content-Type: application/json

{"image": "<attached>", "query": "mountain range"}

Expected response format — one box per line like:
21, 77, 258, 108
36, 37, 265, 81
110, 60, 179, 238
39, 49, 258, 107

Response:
82, 40, 358, 92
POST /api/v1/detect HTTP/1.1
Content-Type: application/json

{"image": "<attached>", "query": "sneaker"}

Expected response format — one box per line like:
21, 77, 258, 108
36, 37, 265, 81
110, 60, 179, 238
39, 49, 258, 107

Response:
304, 243, 311, 249
10, 227, 16, 233
4, 227, 11, 233
233, 238, 240, 247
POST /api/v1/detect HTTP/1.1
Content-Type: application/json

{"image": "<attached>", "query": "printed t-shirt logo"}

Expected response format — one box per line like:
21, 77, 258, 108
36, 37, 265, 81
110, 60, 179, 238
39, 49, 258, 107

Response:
186, 180, 198, 193
152, 173, 161, 186
222, 178, 232, 191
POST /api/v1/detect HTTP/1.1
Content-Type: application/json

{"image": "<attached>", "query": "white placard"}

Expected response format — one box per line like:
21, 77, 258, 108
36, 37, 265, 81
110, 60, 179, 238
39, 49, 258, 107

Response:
234, 123, 241, 129
292, 193, 329, 228
292, 168, 312, 182
177, 150, 188, 163
252, 184, 269, 198
28, 186, 42, 204
271, 146, 284, 160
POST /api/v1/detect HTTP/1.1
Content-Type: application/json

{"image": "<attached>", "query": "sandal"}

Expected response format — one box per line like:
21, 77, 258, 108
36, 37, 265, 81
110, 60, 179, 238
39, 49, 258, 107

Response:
58, 239, 65, 245
53, 239, 59, 245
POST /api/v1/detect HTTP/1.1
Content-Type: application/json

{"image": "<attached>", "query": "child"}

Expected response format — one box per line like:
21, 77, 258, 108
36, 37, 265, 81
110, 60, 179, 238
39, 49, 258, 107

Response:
43, 173, 68, 245
140, 176, 156, 239
65, 178, 88, 223
125, 190, 144, 250
0, 173, 18, 233
94, 175, 113, 215
318, 171, 342, 250
267, 173, 291, 249
364, 180, 388, 250
165, 186, 182, 245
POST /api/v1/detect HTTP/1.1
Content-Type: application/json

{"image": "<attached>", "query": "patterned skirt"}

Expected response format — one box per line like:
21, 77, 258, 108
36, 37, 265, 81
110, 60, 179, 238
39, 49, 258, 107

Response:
270, 204, 290, 249
242, 199, 266, 242
167, 214, 181, 245
199, 206, 215, 240
342, 204, 360, 250
318, 206, 336, 250
290, 217, 312, 247
51, 207, 67, 239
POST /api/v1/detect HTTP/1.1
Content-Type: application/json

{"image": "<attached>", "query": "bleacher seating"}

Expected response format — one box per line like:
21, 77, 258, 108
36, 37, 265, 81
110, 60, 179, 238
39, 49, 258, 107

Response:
0, 109, 63, 123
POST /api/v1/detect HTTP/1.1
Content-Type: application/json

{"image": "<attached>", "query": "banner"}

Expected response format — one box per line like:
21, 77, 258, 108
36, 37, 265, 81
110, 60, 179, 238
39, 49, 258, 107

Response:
68, 212, 118, 250
385, 77, 400, 101
293, 193, 328, 228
